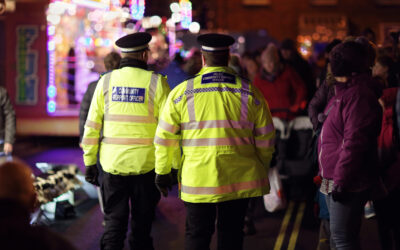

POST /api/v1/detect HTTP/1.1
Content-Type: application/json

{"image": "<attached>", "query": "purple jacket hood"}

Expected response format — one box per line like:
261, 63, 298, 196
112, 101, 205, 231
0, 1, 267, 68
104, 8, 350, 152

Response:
318, 74, 383, 191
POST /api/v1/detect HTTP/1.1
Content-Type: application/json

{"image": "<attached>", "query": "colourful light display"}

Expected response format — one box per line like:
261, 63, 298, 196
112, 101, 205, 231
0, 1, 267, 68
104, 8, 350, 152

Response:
46, 0, 130, 114
47, 24, 56, 113
131, 0, 145, 20
179, 0, 191, 29
47, 100, 56, 113
47, 85, 56, 98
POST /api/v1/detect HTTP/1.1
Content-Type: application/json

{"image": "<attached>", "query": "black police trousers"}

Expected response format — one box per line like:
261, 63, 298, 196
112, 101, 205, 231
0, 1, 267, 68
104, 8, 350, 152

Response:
100, 170, 161, 250
184, 198, 249, 250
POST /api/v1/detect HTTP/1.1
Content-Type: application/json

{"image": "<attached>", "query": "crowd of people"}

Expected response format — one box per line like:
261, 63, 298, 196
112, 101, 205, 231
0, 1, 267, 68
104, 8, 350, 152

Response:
79, 29, 400, 250
1, 28, 400, 250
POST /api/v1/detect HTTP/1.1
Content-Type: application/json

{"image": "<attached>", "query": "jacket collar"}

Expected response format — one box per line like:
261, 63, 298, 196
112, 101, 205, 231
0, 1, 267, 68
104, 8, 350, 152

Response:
334, 73, 383, 99
198, 66, 237, 75
260, 68, 277, 82
119, 58, 148, 70
259, 64, 284, 82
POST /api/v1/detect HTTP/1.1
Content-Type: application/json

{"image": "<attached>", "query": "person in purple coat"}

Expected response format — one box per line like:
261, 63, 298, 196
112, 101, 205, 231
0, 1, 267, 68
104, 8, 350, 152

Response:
318, 41, 383, 250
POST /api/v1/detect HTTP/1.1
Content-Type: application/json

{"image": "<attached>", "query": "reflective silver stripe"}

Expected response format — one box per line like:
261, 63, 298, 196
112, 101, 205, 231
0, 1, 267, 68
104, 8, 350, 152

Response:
181, 178, 268, 195
180, 77, 255, 147
240, 79, 249, 122
104, 114, 156, 123
255, 138, 274, 148
158, 119, 180, 133
182, 137, 253, 147
254, 123, 274, 136
154, 136, 180, 147
103, 73, 112, 114
186, 79, 196, 122
85, 120, 102, 130
82, 137, 99, 145
181, 120, 253, 130
148, 73, 159, 115
201, 45, 229, 52
102, 137, 153, 145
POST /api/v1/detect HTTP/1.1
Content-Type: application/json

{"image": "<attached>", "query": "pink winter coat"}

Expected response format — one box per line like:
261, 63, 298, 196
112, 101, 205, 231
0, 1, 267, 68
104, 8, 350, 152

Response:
318, 74, 383, 192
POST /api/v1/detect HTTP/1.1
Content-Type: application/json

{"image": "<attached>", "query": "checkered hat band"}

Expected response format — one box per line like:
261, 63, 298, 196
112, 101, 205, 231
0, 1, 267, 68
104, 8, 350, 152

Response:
173, 87, 253, 104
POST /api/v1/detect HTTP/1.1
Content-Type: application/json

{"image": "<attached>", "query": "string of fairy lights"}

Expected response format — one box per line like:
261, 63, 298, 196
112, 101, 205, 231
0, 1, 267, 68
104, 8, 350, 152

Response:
46, 0, 199, 114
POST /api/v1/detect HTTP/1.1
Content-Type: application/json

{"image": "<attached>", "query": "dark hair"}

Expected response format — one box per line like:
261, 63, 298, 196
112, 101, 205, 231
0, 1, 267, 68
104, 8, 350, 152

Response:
280, 38, 296, 51
104, 52, 121, 71
241, 51, 257, 60
202, 50, 230, 66
361, 27, 376, 42
183, 50, 202, 75
174, 52, 184, 65
377, 55, 394, 69
330, 41, 367, 77
377, 55, 398, 88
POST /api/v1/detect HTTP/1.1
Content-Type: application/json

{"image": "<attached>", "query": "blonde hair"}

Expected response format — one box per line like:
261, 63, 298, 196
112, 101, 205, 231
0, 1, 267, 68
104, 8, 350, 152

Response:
261, 43, 280, 64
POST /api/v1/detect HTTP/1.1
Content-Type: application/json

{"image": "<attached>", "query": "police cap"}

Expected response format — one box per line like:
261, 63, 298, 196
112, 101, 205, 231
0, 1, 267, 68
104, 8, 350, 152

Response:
115, 32, 152, 53
197, 33, 235, 52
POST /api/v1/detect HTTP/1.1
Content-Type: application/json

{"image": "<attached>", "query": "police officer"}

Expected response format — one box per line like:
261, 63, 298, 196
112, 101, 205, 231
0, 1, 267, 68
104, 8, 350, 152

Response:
154, 33, 275, 250
82, 32, 170, 250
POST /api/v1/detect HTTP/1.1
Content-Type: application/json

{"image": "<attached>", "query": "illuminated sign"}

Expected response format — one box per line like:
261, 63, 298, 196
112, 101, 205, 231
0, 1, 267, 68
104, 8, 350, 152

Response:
16, 25, 38, 105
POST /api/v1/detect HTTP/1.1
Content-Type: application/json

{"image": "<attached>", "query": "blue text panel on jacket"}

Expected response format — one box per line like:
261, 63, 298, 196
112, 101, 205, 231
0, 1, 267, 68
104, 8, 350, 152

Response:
112, 87, 146, 103
201, 72, 236, 84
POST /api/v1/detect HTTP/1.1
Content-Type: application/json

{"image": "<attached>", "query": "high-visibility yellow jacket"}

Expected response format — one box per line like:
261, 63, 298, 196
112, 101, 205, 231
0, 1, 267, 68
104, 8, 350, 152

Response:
82, 67, 170, 175
155, 66, 275, 203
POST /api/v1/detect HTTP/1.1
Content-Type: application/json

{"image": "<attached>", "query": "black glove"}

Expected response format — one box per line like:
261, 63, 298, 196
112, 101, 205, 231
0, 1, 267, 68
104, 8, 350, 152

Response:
331, 185, 350, 202
171, 168, 178, 185
85, 165, 99, 186
155, 173, 172, 197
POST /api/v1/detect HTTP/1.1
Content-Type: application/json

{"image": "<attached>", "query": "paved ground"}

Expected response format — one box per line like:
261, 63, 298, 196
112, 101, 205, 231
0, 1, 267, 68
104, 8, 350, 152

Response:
14, 136, 382, 250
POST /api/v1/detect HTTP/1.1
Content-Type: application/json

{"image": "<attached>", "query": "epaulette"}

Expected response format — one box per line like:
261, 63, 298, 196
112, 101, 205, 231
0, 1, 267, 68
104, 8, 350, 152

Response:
184, 75, 198, 82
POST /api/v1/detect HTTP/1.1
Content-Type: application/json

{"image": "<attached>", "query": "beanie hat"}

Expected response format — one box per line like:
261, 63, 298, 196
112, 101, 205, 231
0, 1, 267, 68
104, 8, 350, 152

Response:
329, 41, 367, 77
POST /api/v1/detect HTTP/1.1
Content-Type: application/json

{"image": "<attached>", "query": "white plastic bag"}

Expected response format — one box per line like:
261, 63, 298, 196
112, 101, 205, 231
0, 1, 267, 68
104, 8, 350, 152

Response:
263, 167, 286, 212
